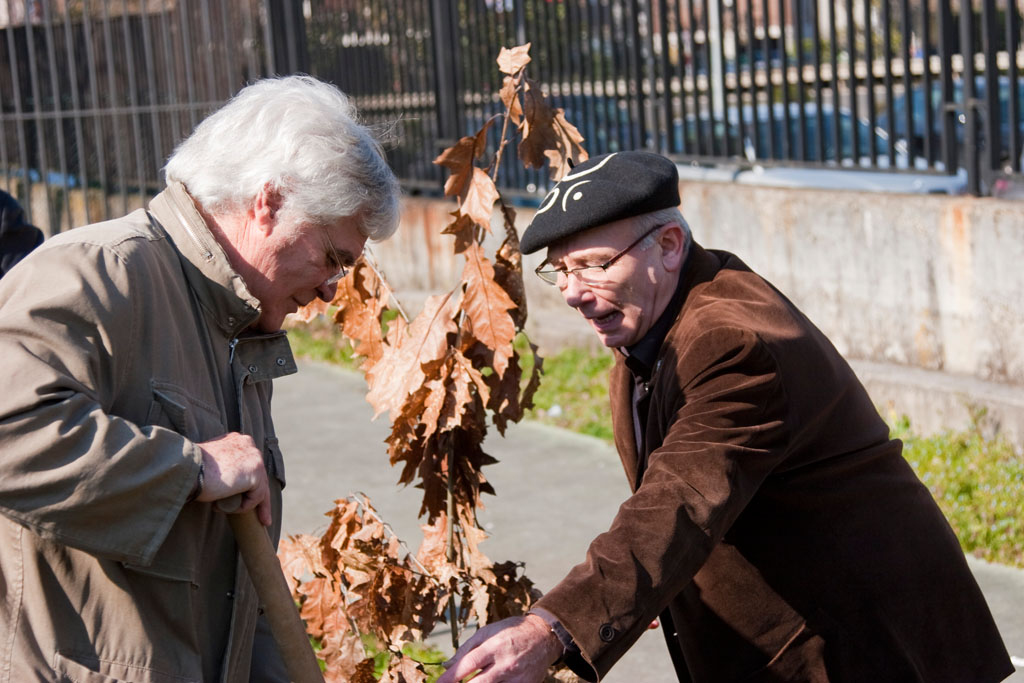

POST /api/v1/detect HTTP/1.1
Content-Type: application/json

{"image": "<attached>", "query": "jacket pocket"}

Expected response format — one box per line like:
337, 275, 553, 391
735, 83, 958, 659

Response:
145, 379, 224, 442
53, 650, 199, 683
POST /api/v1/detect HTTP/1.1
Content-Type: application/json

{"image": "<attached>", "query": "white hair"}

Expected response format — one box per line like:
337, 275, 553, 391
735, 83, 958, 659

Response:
632, 206, 692, 253
164, 75, 400, 240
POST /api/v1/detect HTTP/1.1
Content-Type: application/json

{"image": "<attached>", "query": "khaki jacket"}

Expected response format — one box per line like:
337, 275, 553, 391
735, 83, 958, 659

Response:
0, 183, 297, 682
536, 243, 1012, 682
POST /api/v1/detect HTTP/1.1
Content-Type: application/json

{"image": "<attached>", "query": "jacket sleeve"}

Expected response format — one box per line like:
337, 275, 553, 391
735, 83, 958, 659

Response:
0, 239, 202, 565
534, 327, 791, 680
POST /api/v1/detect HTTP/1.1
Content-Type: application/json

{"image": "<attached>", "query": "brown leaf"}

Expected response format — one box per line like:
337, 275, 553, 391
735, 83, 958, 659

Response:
291, 296, 331, 323
461, 244, 517, 377
434, 124, 492, 199
496, 43, 531, 75
380, 656, 428, 683
349, 658, 380, 683
297, 577, 341, 638
334, 261, 389, 371
365, 293, 458, 420
545, 109, 589, 181
518, 80, 589, 180
434, 136, 477, 199
441, 210, 478, 255
278, 533, 326, 594
494, 221, 527, 329
500, 75, 524, 125
485, 350, 523, 436
462, 167, 500, 231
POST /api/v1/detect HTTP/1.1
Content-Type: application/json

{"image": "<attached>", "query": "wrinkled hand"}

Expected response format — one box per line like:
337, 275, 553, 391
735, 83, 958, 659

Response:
196, 433, 271, 526
437, 614, 563, 683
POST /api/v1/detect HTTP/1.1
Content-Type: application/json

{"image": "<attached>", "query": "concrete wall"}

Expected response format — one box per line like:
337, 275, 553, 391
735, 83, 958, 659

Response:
373, 182, 1024, 448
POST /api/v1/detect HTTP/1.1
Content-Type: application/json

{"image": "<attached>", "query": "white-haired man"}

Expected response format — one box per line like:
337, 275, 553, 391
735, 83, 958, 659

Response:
0, 75, 399, 681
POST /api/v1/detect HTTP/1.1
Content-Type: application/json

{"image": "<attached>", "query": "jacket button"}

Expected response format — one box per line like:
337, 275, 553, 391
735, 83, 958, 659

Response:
248, 364, 258, 373
598, 623, 616, 642
276, 357, 286, 366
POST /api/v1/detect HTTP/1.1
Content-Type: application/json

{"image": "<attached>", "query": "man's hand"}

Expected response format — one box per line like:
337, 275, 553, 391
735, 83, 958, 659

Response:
437, 614, 563, 683
195, 433, 272, 526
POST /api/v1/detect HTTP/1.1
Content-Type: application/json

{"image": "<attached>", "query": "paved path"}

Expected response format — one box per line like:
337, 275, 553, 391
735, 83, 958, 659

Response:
275, 361, 1023, 682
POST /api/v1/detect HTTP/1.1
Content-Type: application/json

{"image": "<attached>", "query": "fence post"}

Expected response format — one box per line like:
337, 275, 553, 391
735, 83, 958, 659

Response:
960, 0, 980, 195
430, 0, 461, 184
265, 0, 309, 75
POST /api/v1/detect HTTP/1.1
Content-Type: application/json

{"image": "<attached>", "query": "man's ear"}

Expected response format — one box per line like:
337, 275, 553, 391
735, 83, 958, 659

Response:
252, 183, 284, 234
658, 222, 686, 272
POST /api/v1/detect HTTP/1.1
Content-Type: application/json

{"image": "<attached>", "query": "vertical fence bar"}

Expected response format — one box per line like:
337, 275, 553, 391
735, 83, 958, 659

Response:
120, 0, 149, 203
828, 0, 841, 162
938, 0, 957, 173
921, 0, 935, 164
41, 0, 72, 230
139, 0, 164, 184
762, 0, 777, 157
25, 3, 56, 230
778, 0, 791, 158
980, 0, 999, 174
882, 0, 897, 164
863, 0, 875, 164
744, 0, 760, 157
1007, 0, 1021, 172
795, 0, 807, 160
811, 0, 825, 160
845, 0, 859, 162
688, 0, 705, 153
962, 0, 980, 193
900, 0, 915, 165
60, 0, 92, 224
732, 0, 748, 158
82, 0, 111, 219
157, 0, 181, 146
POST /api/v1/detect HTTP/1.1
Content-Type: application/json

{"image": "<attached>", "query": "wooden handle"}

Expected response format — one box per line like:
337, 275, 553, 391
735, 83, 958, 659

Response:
227, 508, 324, 682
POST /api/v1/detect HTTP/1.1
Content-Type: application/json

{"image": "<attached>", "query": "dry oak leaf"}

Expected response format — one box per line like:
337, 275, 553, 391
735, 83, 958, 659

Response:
461, 244, 517, 378
434, 123, 492, 199
380, 656, 428, 683
462, 167, 501, 231
291, 295, 330, 323
546, 109, 589, 181
500, 75, 524, 125
296, 576, 342, 639
441, 210, 478, 255
496, 43, 531, 75
365, 292, 458, 420
278, 533, 327, 594
519, 80, 588, 180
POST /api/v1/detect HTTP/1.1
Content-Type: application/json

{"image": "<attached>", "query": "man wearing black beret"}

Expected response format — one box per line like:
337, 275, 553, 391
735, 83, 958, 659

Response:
440, 151, 1013, 683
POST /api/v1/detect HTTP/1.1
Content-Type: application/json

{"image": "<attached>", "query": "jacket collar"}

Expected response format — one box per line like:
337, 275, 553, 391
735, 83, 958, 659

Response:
148, 182, 261, 337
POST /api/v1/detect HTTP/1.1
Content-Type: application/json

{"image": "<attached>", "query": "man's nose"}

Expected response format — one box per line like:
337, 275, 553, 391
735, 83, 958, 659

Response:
559, 272, 593, 308
316, 280, 339, 302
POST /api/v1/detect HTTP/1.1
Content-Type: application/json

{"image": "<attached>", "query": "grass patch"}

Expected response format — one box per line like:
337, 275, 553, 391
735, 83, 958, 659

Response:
893, 412, 1024, 568
285, 319, 1023, 568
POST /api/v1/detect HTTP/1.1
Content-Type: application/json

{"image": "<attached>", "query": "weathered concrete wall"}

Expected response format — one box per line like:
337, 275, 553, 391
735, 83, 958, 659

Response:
374, 182, 1024, 448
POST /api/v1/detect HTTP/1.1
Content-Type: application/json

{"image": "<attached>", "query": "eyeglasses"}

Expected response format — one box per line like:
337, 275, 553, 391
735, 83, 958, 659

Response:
320, 226, 348, 286
534, 223, 664, 286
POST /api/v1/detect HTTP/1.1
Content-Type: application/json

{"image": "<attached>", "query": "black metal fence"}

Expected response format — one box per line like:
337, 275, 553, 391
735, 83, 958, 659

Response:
2, 0, 1022, 233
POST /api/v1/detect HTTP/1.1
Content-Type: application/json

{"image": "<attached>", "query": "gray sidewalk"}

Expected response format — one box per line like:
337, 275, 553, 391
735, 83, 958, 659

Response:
275, 361, 1023, 682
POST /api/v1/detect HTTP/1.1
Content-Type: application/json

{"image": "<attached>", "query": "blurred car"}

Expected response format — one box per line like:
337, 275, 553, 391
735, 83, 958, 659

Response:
877, 75, 1024, 164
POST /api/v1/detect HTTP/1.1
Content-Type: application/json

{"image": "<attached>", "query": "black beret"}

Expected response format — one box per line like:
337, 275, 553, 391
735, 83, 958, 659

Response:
520, 151, 680, 254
